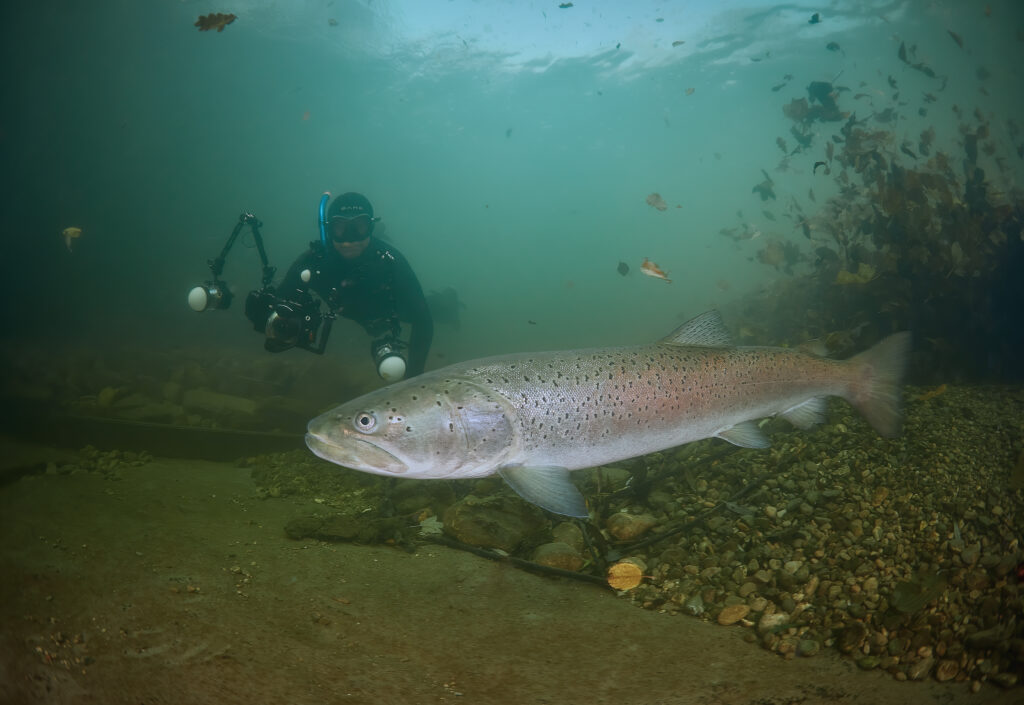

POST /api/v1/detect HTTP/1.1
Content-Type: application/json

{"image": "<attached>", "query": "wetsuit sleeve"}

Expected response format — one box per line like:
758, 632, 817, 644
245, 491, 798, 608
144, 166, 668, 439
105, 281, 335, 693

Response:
393, 254, 434, 377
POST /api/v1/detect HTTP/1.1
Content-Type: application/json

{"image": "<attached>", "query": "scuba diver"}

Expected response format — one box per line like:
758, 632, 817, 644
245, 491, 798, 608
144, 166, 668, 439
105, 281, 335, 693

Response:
263, 192, 433, 379
189, 191, 433, 381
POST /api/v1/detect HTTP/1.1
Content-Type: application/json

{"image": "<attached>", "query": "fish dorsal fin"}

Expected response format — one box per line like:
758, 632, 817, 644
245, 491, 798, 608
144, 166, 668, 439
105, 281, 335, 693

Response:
660, 310, 733, 347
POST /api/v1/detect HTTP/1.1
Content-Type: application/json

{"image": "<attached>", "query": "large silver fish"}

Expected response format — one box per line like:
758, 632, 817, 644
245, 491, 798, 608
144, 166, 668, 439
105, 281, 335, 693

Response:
306, 311, 910, 518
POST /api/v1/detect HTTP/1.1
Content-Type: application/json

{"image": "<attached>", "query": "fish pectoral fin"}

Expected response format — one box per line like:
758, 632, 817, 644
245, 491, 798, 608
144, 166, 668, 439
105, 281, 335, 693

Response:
716, 421, 770, 449
780, 397, 827, 430
498, 465, 589, 518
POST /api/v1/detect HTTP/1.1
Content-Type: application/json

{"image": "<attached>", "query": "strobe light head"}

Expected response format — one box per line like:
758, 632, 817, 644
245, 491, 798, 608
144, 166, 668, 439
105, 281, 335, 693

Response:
188, 281, 234, 312
372, 338, 407, 382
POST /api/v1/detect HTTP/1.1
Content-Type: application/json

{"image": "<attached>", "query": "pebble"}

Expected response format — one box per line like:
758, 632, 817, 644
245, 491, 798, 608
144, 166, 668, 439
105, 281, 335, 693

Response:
717, 604, 750, 626
934, 660, 959, 682
757, 612, 789, 635
797, 639, 821, 657
907, 657, 935, 681
738, 581, 758, 598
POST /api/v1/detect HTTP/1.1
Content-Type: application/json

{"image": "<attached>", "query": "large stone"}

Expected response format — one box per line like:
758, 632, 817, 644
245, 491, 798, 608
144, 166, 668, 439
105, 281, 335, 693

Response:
532, 542, 584, 572
442, 495, 547, 552
182, 388, 257, 416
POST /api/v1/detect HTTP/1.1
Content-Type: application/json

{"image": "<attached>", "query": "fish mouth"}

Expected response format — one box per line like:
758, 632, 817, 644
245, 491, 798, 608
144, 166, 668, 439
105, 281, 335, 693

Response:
304, 431, 408, 475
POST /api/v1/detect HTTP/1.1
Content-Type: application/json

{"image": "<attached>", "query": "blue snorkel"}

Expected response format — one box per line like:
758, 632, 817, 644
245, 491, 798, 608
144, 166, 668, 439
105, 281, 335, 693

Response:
318, 192, 330, 247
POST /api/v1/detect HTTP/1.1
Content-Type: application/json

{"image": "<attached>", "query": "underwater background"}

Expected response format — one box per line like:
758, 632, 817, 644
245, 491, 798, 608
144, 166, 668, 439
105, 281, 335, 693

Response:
2, 3, 1024, 701
2, 0, 1022, 392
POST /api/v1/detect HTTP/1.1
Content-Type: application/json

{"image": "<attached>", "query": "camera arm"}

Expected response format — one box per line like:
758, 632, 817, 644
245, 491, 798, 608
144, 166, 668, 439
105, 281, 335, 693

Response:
208, 212, 276, 287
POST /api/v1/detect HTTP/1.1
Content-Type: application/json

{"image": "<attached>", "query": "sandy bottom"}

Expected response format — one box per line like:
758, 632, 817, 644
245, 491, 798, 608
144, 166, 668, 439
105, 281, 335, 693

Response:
0, 444, 1017, 705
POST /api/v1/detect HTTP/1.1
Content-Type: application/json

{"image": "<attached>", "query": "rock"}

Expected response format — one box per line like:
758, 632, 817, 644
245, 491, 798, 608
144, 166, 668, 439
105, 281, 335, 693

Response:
862, 576, 879, 595
606, 512, 657, 541
532, 542, 584, 572
684, 593, 704, 616
840, 622, 868, 653
991, 673, 1019, 688
802, 575, 819, 597
162, 381, 183, 403
593, 466, 632, 490
442, 495, 547, 552
797, 639, 821, 657
961, 542, 981, 565
284, 515, 324, 540
390, 480, 455, 516
717, 604, 750, 626
117, 401, 183, 423
934, 660, 959, 682
965, 625, 1007, 650
907, 657, 935, 681
856, 656, 879, 670
552, 522, 585, 553
738, 581, 758, 598
97, 386, 119, 407
747, 597, 769, 612
182, 388, 257, 415
757, 612, 789, 635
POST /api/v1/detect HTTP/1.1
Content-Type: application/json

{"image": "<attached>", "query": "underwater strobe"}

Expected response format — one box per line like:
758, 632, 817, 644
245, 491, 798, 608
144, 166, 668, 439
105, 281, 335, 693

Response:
188, 279, 233, 312
371, 337, 407, 382
188, 212, 276, 313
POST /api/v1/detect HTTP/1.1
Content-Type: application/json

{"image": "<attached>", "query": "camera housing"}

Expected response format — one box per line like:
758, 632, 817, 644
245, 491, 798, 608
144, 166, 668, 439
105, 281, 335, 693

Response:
245, 288, 326, 352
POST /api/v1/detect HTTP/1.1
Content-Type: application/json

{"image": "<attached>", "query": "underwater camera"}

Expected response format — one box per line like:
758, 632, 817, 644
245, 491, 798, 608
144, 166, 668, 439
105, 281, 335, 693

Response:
245, 287, 330, 353
190, 210, 335, 355
371, 337, 407, 381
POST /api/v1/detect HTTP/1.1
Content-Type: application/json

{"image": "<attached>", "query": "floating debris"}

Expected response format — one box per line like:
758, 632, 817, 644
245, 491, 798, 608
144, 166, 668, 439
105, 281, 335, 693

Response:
617, 261, 630, 276
752, 169, 776, 200
194, 12, 236, 32
948, 30, 965, 49
62, 226, 82, 252
640, 258, 671, 283
645, 192, 668, 211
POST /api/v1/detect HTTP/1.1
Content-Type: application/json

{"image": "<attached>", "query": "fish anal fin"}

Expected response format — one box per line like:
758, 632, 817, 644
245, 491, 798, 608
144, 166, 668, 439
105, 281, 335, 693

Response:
661, 310, 733, 347
780, 397, 827, 430
498, 465, 589, 518
716, 421, 770, 449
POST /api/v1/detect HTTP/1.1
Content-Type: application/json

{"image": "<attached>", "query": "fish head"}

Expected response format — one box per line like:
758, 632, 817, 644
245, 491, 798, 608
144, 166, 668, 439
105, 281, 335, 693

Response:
305, 375, 516, 480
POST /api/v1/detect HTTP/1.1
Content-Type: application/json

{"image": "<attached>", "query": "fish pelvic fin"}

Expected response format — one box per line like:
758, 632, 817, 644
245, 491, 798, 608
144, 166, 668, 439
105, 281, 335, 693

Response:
498, 465, 589, 518
716, 420, 771, 449
846, 332, 911, 437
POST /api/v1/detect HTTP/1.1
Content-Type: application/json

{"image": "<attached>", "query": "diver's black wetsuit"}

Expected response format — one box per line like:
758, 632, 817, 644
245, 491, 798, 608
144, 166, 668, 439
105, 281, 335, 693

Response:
277, 238, 433, 377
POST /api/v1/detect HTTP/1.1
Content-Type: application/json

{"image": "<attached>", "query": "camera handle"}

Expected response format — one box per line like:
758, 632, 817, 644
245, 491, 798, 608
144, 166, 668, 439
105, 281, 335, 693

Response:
299, 311, 336, 355
207, 212, 277, 289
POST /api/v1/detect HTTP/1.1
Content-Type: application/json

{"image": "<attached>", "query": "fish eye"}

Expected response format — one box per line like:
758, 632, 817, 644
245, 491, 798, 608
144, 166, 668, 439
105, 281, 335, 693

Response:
353, 411, 377, 433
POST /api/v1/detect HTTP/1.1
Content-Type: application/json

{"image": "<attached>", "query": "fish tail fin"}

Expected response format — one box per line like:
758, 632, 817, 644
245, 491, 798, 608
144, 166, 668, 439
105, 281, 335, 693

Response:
845, 332, 911, 437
